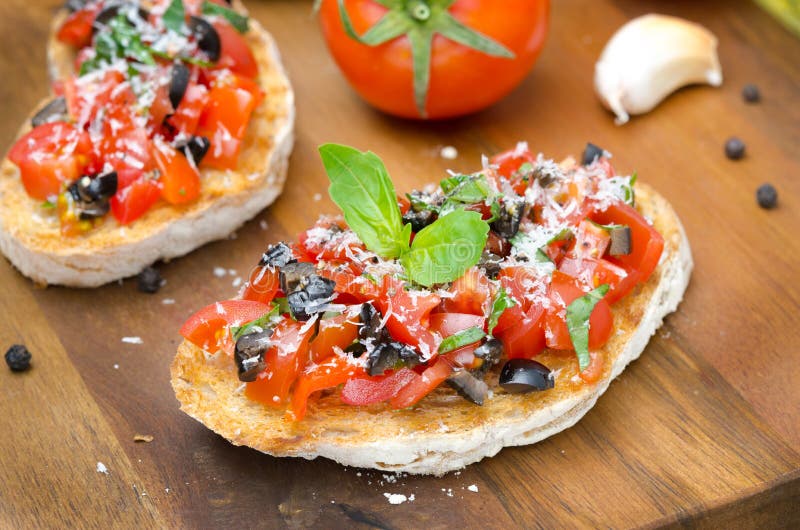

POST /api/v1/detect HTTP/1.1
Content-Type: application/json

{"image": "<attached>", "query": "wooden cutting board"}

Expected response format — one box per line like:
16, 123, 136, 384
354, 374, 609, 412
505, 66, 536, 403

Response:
0, 0, 798, 528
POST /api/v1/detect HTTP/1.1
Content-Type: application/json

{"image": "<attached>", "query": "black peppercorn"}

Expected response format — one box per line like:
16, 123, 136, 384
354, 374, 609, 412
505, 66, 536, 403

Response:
137, 266, 162, 294
742, 84, 760, 103
756, 183, 778, 209
724, 137, 746, 160
5, 344, 31, 372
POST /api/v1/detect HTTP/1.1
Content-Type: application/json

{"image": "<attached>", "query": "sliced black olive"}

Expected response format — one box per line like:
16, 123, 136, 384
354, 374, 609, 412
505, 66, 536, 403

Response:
756, 183, 778, 209
490, 196, 525, 239
446, 370, 489, 405
67, 172, 117, 219
137, 266, 162, 294
358, 302, 391, 344
94, 4, 149, 31
31, 97, 68, 128
478, 251, 503, 279
83, 171, 118, 201
279, 261, 315, 294
259, 242, 294, 268
582, 143, 605, 165
169, 62, 191, 110
402, 209, 435, 232
366, 342, 419, 376
473, 338, 502, 369
189, 16, 221, 62
234, 329, 272, 382
175, 136, 211, 165
287, 275, 336, 321
344, 341, 367, 358
499, 359, 554, 394
532, 164, 559, 188
608, 225, 632, 256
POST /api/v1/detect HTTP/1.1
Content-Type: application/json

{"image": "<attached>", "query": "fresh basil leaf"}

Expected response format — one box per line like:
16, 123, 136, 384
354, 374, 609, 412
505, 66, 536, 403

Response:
400, 209, 489, 287
405, 191, 436, 212
439, 174, 495, 216
202, 0, 249, 33
320, 144, 410, 259
230, 303, 282, 341
546, 228, 573, 245
439, 174, 471, 194
589, 220, 625, 232
438, 326, 485, 354
566, 284, 609, 371
535, 248, 553, 264
488, 287, 515, 335
163, 0, 185, 34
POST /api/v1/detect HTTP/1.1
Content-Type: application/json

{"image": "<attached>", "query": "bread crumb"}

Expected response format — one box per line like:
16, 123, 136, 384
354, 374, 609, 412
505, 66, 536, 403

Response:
213, 267, 227, 277
134, 434, 154, 443
383, 493, 411, 505
96, 462, 109, 475
113, 364, 119, 370
313, 193, 323, 202
232, 277, 242, 288
467, 484, 478, 493
122, 336, 143, 345
162, 298, 176, 305
440, 146, 458, 160
259, 220, 269, 230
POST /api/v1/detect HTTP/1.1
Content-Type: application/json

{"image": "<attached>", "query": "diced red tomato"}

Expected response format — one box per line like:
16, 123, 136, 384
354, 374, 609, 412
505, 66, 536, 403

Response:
318, 268, 381, 304
441, 267, 490, 316
212, 21, 259, 79
153, 141, 201, 204
148, 81, 175, 130
56, 6, 99, 48
309, 312, 360, 362
241, 266, 281, 304
8, 122, 93, 200
340, 368, 417, 406
291, 355, 365, 420
167, 84, 208, 136
496, 304, 546, 359
429, 313, 485, 337
544, 271, 613, 351
180, 299, 271, 350
110, 176, 161, 225
579, 350, 605, 384
591, 201, 664, 303
390, 356, 454, 409
493, 266, 547, 336
491, 144, 535, 179
374, 276, 440, 357
559, 257, 627, 295
245, 319, 316, 406
196, 81, 257, 170
571, 220, 611, 259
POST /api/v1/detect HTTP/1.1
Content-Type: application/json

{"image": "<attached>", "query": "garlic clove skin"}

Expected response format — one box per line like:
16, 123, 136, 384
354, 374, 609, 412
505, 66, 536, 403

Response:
594, 14, 723, 125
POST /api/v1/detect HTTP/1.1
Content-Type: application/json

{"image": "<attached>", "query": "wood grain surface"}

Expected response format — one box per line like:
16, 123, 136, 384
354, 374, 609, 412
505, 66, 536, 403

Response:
1, 0, 799, 528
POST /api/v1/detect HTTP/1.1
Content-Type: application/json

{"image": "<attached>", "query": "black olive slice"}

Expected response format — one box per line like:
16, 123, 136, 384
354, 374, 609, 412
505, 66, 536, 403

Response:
169, 62, 191, 110
402, 209, 434, 232
31, 97, 68, 128
358, 302, 387, 342
490, 195, 525, 239
279, 261, 316, 294
85, 171, 118, 201
189, 16, 221, 62
259, 242, 294, 268
67, 171, 118, 219
608, 225, 632, 256
344, 341, 367, 358
582, 142, 605, 166
477, 251, 503, 279
499, 359, 554, 393
175, 136, 211, 165
366, 342, 419, 376
234, 329, 272, 382
446, 370, 489, 405
287, 275, 336, 321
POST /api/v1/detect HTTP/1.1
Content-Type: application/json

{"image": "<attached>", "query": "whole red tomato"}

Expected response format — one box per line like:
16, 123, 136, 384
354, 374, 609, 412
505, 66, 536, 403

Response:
318, 0, 550, 119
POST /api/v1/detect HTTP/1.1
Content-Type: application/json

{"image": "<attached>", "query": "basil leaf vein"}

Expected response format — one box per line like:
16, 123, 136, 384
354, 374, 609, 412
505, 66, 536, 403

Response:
566, 284, 609, 371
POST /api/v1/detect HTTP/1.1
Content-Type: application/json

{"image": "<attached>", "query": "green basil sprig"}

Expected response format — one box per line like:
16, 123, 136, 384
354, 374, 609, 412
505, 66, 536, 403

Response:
230, 301, 283, 341
438, 326, 485, 354
566, 284, 609, 371
319, 144, 489, 287
162, 0, 185, 33
202, 0, 249, 33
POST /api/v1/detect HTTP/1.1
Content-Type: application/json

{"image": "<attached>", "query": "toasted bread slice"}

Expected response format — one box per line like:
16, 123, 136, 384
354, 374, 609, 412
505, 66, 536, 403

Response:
0, 4, 294, 287
170, 183, 692, 476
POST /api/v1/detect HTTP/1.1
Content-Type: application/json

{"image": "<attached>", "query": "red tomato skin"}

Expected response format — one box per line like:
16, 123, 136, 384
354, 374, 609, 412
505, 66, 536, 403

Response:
544, 271, 613, 351
167, 84, 209, 136
8, 122, 93, 200
56, 7, 98, 48
441, 267, 490, 316
212, 21, 259, 79
241, 266, 281, 304
291, 356, 365, 420
340, 368, 417, 406
318, 0, 550, 119
196, 82, 257, 170
153, 142, 201, 205
180, 300, 271, 350
496, 305, 546, 359
109, 176, 162, 225
429, 313, 485, 337
374, 276, 440, 357
245, 319, 316, 406
390, 357, 453, 409
309, 313, 360, 362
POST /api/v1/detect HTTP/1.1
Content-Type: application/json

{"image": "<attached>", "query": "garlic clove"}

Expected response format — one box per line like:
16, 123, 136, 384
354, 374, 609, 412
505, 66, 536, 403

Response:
594, 14, 723, 125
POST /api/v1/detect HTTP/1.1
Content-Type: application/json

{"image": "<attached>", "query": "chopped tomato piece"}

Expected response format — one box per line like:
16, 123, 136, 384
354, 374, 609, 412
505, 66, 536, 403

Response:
318, 268, 381, 304
196, 81, 257, 170
493, 266, 547, 336
167, 84, 208, 136
389, 357, 453, 409
340, 368, 417, 406
153, 142, 201, 205
109, 175, 161, 225
429, 312, 485, 337
291, 355, 365, 420
8, 122, 93, 200
241, 266, 281, 304
559, 257, 628, 295
245, 319, 316, 406
309, 312, 360, 362
375, 276, 440, 358
496, 304, 546, 359
180, 300, 271, 350
544, 271, 613, 351
579, 350, 605, 384
441, 267, 490, 316
212, 21, 259, 79
56, 6, 98, 48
